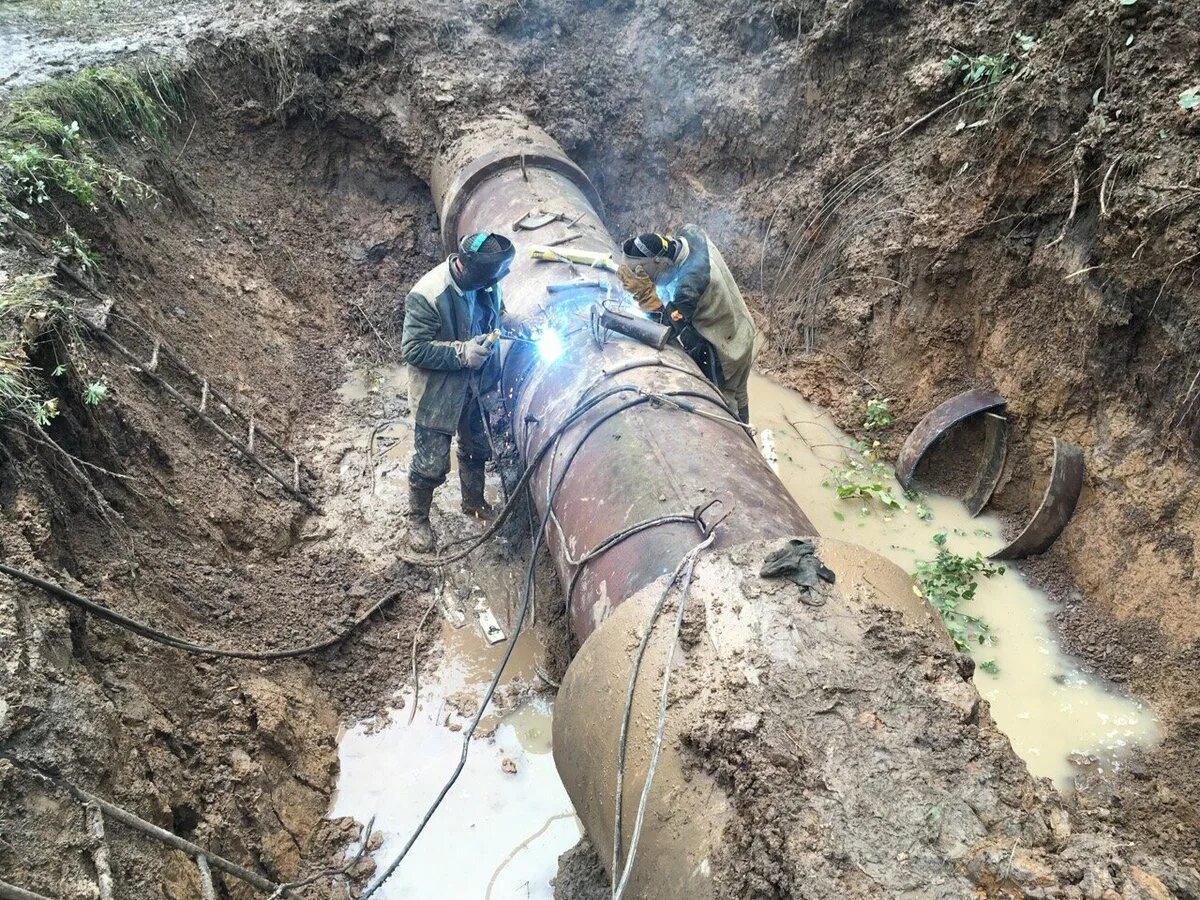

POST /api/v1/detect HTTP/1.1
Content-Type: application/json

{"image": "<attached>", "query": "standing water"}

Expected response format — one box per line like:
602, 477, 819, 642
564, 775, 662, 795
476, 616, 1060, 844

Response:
750, 373, 1158, 784
330, 624, 580, 898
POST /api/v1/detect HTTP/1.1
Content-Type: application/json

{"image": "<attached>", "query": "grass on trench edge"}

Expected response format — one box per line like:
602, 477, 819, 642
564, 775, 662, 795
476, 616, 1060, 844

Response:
0, 64, 185, 269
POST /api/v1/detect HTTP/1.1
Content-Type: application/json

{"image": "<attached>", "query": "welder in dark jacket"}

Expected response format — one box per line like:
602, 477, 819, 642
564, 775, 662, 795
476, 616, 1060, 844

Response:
400, 232, 515, 552
618, 225, 757, 422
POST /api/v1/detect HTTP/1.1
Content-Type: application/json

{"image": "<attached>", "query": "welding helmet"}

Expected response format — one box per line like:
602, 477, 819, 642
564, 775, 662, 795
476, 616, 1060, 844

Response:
621, 232, 677, 283
455, 232, 516, 291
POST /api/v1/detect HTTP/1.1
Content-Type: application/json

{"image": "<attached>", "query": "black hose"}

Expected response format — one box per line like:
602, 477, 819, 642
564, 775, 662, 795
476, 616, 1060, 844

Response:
0, 562, 402, 661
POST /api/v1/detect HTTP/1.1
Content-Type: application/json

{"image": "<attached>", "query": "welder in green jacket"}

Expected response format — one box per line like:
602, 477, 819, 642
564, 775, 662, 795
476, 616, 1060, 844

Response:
400, 232, 515, 552
618, 226, 757, 423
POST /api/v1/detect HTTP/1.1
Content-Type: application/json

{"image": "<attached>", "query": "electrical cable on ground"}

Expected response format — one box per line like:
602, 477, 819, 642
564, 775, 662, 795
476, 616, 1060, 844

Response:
610, 533, 715, 899
0, 561, 403, 661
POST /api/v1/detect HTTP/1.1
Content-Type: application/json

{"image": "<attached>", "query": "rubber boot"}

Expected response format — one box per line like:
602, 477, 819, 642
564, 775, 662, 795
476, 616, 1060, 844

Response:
460, 462, 496, 521
406, 484, 436, 553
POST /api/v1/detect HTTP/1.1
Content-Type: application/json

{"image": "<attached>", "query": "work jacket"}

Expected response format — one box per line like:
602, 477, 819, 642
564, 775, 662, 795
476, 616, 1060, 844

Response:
401, 259, 502, 434
658, 224, 756, 389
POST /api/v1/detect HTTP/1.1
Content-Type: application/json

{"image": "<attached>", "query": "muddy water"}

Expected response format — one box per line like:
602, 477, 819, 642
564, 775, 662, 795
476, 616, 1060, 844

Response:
331, 623, 580, 899
750, 374, 1158, 785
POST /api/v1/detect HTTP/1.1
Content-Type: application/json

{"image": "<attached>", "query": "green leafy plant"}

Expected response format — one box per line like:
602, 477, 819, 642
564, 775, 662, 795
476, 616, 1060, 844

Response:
863, 397, 894, 431
1180, 87, 1200, 111
32, 397, 59, 426
916, 502, 933, 521
978, 660, 1000, 675
0, 344, 53, 425
825, 439, 904, 510
0, 65, 176, 273
945, 33, 1036, 96
913, 532, 1005, 653
81, 378, 108, 406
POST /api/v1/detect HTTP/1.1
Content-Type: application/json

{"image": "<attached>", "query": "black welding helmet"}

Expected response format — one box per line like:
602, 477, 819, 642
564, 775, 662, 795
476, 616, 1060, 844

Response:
455, 232, 516, 291
621, 231, 677, 282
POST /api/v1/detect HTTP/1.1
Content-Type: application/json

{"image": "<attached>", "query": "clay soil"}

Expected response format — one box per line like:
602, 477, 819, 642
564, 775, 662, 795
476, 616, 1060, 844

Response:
2, 0, 1198, 897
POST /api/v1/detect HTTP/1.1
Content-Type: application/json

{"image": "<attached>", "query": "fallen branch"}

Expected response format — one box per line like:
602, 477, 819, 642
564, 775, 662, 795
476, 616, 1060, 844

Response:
86, 805, 115, 900
883, 84, 989, 143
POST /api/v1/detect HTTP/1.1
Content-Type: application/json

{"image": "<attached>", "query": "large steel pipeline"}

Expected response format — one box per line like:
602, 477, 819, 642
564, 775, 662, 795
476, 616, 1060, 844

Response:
430, 114, 815, 643
429, 115, 949, 897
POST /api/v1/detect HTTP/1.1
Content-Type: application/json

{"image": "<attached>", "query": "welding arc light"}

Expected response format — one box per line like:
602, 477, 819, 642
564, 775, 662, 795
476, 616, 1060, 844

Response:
536, 329, 564, 362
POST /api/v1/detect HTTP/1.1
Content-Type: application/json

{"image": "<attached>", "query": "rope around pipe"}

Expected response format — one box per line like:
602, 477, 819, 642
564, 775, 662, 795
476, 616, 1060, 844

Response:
363, 387, 734, 896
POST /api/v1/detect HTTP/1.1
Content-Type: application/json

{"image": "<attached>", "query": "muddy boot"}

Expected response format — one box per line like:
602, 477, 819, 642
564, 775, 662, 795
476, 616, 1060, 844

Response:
406, 485, 436, 553
460, 462, 495, 521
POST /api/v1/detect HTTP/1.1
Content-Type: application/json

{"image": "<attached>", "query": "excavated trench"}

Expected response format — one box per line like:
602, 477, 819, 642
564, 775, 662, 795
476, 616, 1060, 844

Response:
3, 1, 1200, 897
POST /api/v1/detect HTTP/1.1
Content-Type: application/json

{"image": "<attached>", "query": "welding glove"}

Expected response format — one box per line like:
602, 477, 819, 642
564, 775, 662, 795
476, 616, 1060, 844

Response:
617, 264, 662, 313
457, 334, 494, 370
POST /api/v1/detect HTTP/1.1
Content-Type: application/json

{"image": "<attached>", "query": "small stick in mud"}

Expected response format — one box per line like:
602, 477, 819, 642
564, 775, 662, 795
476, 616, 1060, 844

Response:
408, 584, 443, 726
1045, 173, 1081, 249
1099, 155, 1123, 218
86, 804, 114, 900
196, 855, 216, 900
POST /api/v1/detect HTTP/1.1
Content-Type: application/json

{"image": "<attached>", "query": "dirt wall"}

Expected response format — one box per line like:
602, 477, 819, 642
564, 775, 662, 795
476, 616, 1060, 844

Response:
1, 78, 440, 896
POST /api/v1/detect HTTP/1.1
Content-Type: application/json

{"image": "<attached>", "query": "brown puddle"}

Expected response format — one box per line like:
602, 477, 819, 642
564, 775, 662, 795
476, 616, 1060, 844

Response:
750, 373, 1159, 784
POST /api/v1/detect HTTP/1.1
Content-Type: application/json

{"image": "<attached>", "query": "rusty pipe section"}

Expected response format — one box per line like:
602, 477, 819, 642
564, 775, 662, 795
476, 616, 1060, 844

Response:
431, 113, 815, 643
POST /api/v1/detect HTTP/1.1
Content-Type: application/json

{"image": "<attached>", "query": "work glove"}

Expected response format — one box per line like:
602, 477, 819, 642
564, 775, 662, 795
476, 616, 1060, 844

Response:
457, 334, 494, 370
617, 264, 662, 313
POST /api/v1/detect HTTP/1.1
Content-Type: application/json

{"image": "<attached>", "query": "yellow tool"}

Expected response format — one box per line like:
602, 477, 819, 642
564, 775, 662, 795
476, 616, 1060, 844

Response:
529, 245, 618, 272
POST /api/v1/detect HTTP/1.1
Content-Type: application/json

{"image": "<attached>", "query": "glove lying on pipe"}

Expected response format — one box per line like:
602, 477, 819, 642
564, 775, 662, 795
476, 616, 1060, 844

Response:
457, 333, 496, 370
760, 539, 836, 596
617, 264, 662, 313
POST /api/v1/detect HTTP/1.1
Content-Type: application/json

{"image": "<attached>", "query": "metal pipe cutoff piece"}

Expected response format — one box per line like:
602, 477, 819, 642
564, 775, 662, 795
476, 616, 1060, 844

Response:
989, 438, 1085, 560
896, 388, 1009, 516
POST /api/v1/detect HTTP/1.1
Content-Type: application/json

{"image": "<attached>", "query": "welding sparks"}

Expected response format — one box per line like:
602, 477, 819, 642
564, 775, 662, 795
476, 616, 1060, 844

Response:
536, 329, 564, 362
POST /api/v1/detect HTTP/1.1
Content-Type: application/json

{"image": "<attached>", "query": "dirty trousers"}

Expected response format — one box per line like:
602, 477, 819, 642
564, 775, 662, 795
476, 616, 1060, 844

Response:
408, 397, 492, 490
684, 336, 750, 424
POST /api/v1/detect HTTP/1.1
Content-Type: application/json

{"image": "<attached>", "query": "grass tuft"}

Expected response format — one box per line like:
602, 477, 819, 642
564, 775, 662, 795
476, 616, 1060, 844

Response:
0, 273, 67, 425
0, 64, 183, 265
10, 65, 184, 145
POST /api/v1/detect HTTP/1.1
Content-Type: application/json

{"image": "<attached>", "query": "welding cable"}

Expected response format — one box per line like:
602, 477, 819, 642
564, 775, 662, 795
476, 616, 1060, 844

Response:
364, 390, 694, 897
611, 534, 714, 899
578, 355, 754, 438
538, 385, 744, 560
0, 562, 404, 660
559, 499, 729, 642
394, 382, 646, 567
397, 384, 737, 569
